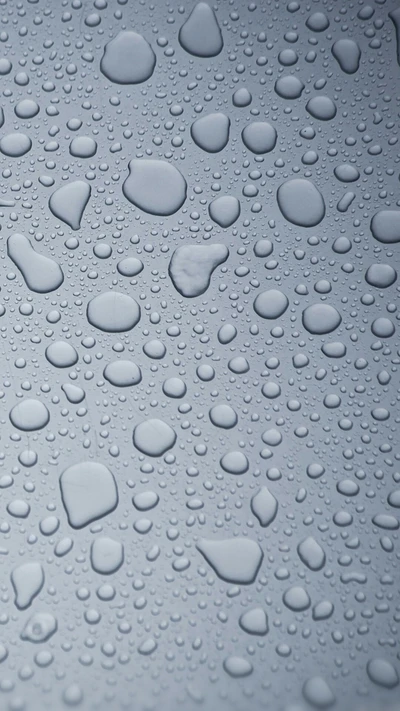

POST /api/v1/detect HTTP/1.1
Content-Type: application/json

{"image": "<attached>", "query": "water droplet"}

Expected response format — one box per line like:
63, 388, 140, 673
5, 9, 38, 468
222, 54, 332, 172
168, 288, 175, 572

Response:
101, 31, 156, 84
123, 159, 187, 216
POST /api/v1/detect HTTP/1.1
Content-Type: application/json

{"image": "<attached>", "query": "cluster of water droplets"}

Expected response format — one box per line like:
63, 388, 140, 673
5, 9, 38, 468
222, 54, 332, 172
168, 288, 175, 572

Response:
0, 0, 398, 710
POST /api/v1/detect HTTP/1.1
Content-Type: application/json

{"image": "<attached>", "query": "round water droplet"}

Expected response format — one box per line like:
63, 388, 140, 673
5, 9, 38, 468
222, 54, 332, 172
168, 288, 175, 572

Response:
302, 304, 341, 335
0, 132, 31, 157
87, 292, 141, 333
277, 179, 325, 227
241, 121, 277, 154
10, 399, 50, 431
253, 289, 288, 319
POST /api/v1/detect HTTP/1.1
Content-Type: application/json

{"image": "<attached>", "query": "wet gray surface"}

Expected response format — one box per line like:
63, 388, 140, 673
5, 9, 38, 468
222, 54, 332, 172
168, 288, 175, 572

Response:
0, 0, 399, 709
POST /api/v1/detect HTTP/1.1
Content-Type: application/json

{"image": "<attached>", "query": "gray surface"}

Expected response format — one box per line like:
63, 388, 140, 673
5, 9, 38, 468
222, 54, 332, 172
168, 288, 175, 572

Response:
0, 0, 399, 709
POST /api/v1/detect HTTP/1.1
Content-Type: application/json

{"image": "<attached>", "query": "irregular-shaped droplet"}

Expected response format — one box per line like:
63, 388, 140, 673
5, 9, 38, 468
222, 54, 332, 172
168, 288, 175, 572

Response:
241, 121, 277, 154
251, 487, 278, 527
45, 341, 78, 368
11, 563, 44, 610
60, 462, 118, 529
297, 537, 326, 571
133, 418, 176, 457
100, 31, 156, 84
303, 677, 335, 709
367, 658, 399, 689
209, 196, 240, 227
21, 612, 57, 643
87, 292, 140, 333
7, 233, 64, 293
179, 2, 223, 58
191, 113, 230, 153
10, 399, 50, 431
0, 132, 31, 156
370, 210, 400, 244
90, 537, 124, 575
49, 180, 91, 230
332, 39, 361, 74
302, 304, 342, 335
123, 159, 187, 216
103, 360, 142, 387
169, 244, 229, 297
253, 289, 288, 319
197, 537, 263, 584
239, 607, 268, 636
62, 384, 85, 404
277, 179, 325, 227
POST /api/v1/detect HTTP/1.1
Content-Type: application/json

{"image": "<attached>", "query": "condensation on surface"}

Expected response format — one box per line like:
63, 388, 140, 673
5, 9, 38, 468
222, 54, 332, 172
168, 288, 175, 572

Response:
0, 1, 399, 711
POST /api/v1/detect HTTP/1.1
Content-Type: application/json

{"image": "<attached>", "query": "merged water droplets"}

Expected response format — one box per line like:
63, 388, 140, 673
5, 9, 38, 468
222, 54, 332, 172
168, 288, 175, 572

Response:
169, 243, 229, 297
331, 39, 361, 74
7, 233, 64, 293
